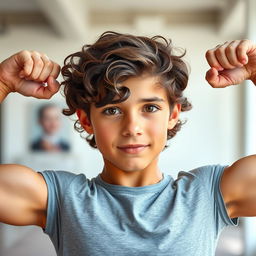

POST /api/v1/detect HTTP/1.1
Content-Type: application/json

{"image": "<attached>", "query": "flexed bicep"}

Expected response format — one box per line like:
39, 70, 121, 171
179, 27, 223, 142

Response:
0, 164, 48, 228
220, 155, 256, 218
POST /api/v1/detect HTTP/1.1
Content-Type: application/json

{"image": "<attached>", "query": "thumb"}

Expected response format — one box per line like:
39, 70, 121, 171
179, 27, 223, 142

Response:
205, 67, 219, 87
40, 76, 60, 99
47, 76, 60, 93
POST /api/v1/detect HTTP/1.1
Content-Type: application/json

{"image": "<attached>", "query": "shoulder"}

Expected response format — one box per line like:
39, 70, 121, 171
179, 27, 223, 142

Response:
177, 164, 227, 184
174, 164, 238, 227
173, 165, 228, 199
39, 170, 90, 195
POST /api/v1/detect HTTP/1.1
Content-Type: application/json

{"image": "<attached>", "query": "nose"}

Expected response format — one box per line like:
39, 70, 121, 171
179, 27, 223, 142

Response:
121, 113, 143, 137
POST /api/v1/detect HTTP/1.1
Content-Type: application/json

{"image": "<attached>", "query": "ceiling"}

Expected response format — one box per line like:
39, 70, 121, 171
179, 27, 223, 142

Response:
0, 0, 227, 12
0, 0, 246, 38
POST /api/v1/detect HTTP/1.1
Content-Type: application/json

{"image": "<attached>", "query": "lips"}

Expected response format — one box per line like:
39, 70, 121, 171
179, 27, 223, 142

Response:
117, 144, 149, 154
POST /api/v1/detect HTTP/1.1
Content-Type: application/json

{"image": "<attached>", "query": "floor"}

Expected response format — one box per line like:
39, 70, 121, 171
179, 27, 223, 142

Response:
0, 225, 243, 256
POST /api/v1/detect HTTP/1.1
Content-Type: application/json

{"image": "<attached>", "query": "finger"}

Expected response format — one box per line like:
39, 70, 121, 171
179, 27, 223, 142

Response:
205, 67, 220, 87
37, 54, 54, 82
236, 39, 254, 64
205, 47, 223, 71
205, 67, 235, 88
31, 76, 60, 99
29, 51, 44, 81
215, 42, 236, 69
44, 76, 60, 98
225, 40, 244, 67
15, 50, 34, 78
49, 62, 61, 79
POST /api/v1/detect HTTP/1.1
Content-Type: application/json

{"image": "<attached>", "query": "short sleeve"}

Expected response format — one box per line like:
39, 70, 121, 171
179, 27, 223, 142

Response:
38, 170, 77, 250
190, 165, 239, 230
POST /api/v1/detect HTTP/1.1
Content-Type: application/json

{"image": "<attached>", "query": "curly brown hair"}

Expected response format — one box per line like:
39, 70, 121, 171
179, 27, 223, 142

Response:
61, 31, 192, 148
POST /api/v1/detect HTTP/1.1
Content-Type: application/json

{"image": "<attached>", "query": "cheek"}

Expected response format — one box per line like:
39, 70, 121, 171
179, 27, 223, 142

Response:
93, 125, 115, 149
149, 116, 169, 138
150, 123, 167, 139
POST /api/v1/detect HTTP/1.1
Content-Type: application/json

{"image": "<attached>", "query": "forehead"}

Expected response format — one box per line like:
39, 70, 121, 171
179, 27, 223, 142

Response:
118, 75, 167, 99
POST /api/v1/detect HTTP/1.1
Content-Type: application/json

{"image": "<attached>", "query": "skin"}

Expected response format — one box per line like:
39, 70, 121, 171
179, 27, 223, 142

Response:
77, 75, 180, 187
0, 40, 256, 229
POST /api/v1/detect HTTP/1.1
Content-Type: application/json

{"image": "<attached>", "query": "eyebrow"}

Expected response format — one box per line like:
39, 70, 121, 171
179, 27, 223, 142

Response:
138, 97, 165, 103
99, 97, 166, 109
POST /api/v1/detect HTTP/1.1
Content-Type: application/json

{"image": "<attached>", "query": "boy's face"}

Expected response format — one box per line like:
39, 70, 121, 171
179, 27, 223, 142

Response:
78, 75, 180, 173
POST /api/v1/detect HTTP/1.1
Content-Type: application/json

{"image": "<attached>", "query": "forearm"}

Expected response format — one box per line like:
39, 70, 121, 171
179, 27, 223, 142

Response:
0, 80, 11, 103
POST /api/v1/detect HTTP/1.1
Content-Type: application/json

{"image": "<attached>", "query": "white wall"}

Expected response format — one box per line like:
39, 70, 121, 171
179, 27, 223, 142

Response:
0, 22, 244, 252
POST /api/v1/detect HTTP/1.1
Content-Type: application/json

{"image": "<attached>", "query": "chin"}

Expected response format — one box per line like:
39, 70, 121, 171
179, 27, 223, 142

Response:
122, 168, 143, 173
117, 163, 148, 172
103, 156, 152, 173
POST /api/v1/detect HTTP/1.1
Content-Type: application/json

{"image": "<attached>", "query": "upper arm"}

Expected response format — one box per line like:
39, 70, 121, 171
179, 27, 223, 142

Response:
221, 155, 256, 218
0, 164, 48, 228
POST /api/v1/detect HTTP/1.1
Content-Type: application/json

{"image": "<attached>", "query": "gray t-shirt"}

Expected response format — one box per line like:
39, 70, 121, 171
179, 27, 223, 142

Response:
39, 164, 238, 256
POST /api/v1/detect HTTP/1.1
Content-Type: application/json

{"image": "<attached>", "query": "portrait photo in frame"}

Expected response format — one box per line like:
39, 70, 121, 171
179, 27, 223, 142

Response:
28, 101, 71, 153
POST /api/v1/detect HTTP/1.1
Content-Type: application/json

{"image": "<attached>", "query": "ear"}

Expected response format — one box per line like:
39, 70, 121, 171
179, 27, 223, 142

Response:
168, 104, 181, 129
76, 109, 94, 134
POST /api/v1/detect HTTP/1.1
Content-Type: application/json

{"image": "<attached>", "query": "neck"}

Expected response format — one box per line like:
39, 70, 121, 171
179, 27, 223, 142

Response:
100, 158, 163, 187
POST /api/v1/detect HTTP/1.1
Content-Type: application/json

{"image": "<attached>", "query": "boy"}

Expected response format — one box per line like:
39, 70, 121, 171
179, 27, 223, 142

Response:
0, 32, 256, 256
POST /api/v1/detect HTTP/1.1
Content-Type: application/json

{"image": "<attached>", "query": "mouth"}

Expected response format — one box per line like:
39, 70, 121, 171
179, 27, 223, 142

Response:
117, 144, 149, 154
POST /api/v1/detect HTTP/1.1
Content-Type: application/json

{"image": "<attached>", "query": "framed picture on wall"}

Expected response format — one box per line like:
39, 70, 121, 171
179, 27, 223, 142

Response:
28, 102, 71, 153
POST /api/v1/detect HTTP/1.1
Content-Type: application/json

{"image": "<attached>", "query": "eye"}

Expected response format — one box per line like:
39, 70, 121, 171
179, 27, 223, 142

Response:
143, 104, 160, 113
102, 107, 121, 116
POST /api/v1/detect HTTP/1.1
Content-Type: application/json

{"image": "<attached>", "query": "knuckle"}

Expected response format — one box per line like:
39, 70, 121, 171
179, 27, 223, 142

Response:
205, 49, 214, 57
36, 59, 44, 67
226, 45, 235, 52
19, 50, 30, 56
215, 47, 224, 55
53, 62, 60, 69
205, 50, 211, 58
42, 53, 49, 60
31, 50, 40, 57
241, 39, 250, 43
45, 60, 53, 69
232, 40, 240, 44
237, 44, 244, 51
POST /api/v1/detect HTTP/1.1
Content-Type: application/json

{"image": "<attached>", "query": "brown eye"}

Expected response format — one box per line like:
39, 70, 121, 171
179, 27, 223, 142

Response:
144, 105, 160, 113
102, 107, 121, 115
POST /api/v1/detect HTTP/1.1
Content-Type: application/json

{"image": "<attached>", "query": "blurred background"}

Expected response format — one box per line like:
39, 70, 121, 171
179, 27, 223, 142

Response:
0, 0, 256, 255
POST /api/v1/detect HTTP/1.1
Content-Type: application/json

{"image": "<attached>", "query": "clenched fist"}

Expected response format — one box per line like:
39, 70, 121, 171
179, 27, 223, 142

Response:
205, 39, 256, 88
0, 50, 61, 101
